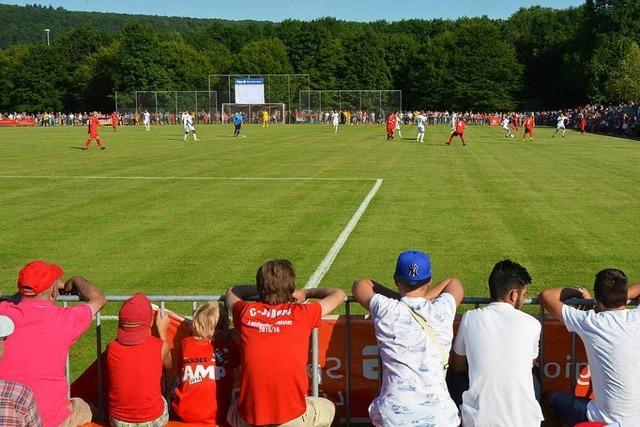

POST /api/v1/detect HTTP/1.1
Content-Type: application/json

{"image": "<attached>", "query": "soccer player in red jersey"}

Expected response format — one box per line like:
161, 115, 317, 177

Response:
511, 113, 519, 132
84, 112, 106, 150
578, 114, 587, 135
110, 111, 118, 132
522, 113, 535, 142
447, 118, 466, 146
386, 112, 397, 141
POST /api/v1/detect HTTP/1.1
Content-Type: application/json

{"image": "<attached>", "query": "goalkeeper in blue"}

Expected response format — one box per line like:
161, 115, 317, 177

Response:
233, 112, 243, 138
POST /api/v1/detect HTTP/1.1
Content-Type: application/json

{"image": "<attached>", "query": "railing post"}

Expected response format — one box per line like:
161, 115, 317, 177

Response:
96, 311, 104, 420
64, 301, 70, 397
311, 328, 320, 397
345, 299, 351, 426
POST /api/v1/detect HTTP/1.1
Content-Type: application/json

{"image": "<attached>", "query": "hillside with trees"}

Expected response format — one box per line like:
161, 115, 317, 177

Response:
1, 1, 639, 112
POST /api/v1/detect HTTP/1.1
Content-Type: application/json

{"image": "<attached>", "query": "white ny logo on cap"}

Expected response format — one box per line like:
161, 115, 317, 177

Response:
408, 263, 419, 277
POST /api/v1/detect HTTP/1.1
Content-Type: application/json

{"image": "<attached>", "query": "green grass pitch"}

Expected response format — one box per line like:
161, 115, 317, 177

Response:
0, 123, 639, 375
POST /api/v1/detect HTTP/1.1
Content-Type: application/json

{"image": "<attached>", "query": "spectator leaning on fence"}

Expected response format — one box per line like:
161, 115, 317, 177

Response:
172, 301, 239, 425
351, 249, 464, 427
226, 259, 345, 427
0, 314, 42, 426
450, 259, 544, 427
106, 293, 172, 427
0, 260, 106, 427
539, 268, 640, 426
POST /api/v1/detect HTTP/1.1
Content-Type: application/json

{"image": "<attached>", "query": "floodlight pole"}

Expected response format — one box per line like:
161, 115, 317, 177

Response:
44, 29, 50, 46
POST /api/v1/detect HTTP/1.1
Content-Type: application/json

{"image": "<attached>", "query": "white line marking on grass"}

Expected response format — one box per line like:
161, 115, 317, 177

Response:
305, 178, 383, 289
0, 175, 375, 182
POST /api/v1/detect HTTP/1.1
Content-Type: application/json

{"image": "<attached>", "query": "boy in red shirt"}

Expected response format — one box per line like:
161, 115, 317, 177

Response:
107, 293, 171, 427
578, 114, 587, 135
226, 260, 345, 427
84, 112, 106, 150
522, 113, 535, 142
447, 118, 467, 146
172, 302, 239, 425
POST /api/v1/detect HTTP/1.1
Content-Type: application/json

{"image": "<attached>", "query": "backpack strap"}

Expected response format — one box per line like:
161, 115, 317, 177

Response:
401, 301, 449, 371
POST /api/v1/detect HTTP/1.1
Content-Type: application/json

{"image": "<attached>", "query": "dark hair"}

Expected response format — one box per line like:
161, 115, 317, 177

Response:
594, 268, 628, 309
488, 259, 532, 301
256, 259, 296, 305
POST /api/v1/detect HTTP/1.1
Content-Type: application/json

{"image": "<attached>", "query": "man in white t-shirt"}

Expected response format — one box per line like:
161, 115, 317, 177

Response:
415, 112, 426, 143
331, 110, 339, 133
553, 113, 566, 138
451, 259, 543, 427
352, 250, 464, 427
181, 111, 198, 142
502, 116, 514, 138
143, 110, 151, 131
539, 269, 640, 426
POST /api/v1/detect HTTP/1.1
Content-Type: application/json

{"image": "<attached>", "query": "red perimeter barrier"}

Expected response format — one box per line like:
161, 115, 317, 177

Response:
0, 118, 37, 127
71, 311, 588, 424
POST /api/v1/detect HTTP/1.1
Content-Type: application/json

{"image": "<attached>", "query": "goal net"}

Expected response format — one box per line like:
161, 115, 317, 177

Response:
221, 103, 286, 125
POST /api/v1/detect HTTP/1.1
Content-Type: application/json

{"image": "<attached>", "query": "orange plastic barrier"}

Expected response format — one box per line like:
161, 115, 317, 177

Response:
0, 118, 37, 126
72, 313, 588, 421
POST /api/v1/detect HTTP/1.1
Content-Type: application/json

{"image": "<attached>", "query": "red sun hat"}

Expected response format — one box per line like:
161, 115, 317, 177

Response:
117, 293, 153, 346
17, 260, 64, 296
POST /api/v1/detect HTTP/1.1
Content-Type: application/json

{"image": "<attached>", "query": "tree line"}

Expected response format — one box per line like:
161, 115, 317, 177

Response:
0, 1, 639, 113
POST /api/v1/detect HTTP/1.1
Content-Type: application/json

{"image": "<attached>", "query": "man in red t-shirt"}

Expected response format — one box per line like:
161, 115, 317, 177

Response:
447, 118, 467, 146
226, 259, 345, 427
511, 113, 519, 132
84, 112, 105, 150
578, 114, 587, 135
522, 113, 535, 142
110, 111, 118, 132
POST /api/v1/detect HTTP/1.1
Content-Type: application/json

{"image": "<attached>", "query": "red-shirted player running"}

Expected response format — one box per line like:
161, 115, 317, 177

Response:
511, 114, 519, 132
386, 112, 397, 141
447, 118, 466, 146
110, 111, 118, 132
522, 113, 535, 142
578, 114, 587, 135
84, 112, 106, 150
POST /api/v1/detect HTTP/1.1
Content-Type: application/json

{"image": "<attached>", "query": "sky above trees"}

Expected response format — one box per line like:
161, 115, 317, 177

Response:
0, 0, 584, 21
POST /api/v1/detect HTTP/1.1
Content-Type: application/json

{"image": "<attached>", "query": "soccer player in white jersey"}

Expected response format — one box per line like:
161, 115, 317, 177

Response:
331, 110, 339, 133
395, 112, 402, 138
415, 112, 426, 143
553, 112, 567, 138
143, 110, 151, 131
502, 116, 514, 138
182, 111, 198, 141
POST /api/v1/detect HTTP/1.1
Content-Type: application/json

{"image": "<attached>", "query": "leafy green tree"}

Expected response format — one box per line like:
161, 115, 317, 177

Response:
605, 41, 640, 103
236, 37, 293, 74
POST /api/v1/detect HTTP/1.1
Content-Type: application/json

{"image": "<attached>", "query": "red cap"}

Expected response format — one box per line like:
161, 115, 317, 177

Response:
117, 293, 153, 346
17, 260, 64, 296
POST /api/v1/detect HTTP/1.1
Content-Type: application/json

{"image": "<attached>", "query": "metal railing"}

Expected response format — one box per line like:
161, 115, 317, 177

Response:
59, 295, 601, 425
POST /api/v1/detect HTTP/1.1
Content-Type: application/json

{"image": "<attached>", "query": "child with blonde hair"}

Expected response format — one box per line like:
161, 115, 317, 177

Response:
172, 302, 238, 425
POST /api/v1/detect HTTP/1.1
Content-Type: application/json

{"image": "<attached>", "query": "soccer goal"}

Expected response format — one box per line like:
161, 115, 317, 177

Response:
222, 103, 286, 125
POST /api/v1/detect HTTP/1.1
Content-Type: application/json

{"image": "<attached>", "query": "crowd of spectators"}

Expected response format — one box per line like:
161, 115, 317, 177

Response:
0, 254, 638, 426
2, 102, 640, 138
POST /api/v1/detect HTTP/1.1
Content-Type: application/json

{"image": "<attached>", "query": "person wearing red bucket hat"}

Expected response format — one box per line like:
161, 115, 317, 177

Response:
0, 260, 106, 427
106, 293, 172, 427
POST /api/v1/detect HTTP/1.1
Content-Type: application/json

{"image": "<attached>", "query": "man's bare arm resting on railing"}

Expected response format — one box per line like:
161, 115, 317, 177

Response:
59, 276, 107, 315
351, 279, 400, 311
538, 287, 592, 325
225, 285, 258, 311
293, 288, 346, 316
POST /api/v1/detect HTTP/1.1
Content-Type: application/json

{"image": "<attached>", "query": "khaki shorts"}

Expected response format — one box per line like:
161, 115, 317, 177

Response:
59, 397, 92, 427
228, 397, 335, 427
110, 398, 169, 427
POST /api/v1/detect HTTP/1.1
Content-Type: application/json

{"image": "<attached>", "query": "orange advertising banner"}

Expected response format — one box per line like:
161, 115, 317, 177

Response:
72, 312, 588, 422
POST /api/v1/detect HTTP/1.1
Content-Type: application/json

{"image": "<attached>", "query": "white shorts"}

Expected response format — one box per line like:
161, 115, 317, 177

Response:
557, 124, 565, 129
418, 125, 425, 133
184, 124, 195, 132
143, 120, 150, 125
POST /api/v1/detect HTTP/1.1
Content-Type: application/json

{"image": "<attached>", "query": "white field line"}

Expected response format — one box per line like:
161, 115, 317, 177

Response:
0, 175, 375, 182
304, 178, 383, 289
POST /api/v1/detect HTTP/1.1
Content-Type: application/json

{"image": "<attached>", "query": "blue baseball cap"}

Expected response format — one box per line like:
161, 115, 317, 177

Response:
394, 250, 432, 287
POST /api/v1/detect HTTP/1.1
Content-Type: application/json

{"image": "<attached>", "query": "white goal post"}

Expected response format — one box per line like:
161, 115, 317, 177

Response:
221, 103, 286, 124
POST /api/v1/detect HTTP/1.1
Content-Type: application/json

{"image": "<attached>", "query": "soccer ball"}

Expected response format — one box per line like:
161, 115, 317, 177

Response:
510, 135, 514, 138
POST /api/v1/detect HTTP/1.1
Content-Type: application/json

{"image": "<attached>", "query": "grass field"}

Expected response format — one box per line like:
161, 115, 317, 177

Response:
1, 123, 639, 375
2, 123, 639, 295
